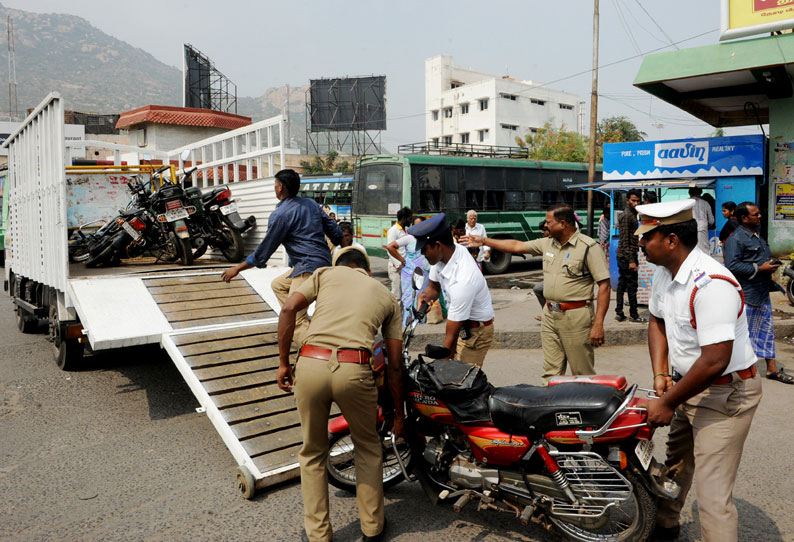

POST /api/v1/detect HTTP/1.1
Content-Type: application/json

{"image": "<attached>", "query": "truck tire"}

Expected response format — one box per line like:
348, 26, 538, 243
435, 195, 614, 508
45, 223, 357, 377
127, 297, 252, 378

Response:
55, 338, 84, 371
16, 309, 38, 333
483, 248, 511, 275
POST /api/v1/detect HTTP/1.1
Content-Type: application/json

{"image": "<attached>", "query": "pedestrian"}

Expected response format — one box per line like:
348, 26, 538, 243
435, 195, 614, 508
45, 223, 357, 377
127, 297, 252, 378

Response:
643, 190, 658, 205
465, 210, 491, 263
332, 221, 366, 257
597, 201, 610, 256
328, 211, 337, 222
411, 213, 495, 368
724, 201, 792, 384
719, 201, 739, 245
276, 246, 406, 542
638, 199, 762, 542
689, 187, 714, 253
615, 189, 647, 323
451, 217, 480, 264
221, 169, 342, 346
463, 205, 610, 382
384, 216, 431, 325
386, 207, 413, 300
532, 220, 550, 321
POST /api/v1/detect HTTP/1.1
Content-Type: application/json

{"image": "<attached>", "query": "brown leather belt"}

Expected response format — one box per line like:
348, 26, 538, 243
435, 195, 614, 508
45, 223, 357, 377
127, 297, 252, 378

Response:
712, 365, 757, 386
300, 344, 371, 364
546, 300, 588, 312
468, 318, 494, 328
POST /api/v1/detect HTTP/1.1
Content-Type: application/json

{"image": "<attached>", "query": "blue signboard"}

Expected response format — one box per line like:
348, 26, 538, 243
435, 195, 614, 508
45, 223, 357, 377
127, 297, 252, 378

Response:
603, 135, 764, 180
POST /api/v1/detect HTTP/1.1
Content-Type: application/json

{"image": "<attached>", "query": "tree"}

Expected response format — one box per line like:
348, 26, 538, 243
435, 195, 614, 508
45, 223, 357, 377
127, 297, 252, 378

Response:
520, 122, 589, 163
597, 116, 646, 144
710, 127, 725, 137
299, 150, 352, 174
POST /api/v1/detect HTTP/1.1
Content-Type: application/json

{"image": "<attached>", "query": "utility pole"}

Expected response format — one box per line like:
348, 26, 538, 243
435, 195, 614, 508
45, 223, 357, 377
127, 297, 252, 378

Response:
586, 0, 600, 237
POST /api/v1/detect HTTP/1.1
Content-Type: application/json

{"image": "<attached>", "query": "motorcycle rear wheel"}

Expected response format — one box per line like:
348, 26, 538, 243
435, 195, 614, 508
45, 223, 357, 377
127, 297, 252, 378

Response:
549, 471, 656, 542
177, 236, 193, 266
326, 430, 412, 492
787, 277, 794, 306
220, 226, 244, 263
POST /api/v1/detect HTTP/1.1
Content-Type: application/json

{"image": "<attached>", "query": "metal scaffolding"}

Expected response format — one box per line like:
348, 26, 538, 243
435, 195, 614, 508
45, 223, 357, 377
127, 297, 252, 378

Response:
183, 44, 237, 114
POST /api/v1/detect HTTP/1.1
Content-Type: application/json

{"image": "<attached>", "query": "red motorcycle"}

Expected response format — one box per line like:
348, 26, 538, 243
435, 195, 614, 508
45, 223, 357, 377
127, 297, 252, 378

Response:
328, 270, 679, 541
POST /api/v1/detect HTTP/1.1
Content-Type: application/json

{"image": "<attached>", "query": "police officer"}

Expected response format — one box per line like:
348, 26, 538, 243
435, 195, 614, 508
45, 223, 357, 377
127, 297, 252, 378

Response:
410, 213, 495, 368
638, 200, 761, 542
463, 205, 610, 382
277, 246, 405, 542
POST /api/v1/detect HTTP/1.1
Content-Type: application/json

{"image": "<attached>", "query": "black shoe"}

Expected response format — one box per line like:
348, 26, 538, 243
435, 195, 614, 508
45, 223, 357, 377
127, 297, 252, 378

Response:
650, 523, 680, 540
629, 316, 648, 323
615, 314, 627, 322
362, 518, 387, 542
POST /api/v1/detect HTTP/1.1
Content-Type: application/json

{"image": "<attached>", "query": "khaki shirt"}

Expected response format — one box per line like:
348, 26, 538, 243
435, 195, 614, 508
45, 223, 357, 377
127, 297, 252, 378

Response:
296, 266, 402, 353
524, 231, 610, 302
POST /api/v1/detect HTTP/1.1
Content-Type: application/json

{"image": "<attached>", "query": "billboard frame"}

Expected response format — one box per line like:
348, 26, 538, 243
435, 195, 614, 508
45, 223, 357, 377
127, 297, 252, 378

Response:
182, 43, 238, 114
720, 0, 794, 41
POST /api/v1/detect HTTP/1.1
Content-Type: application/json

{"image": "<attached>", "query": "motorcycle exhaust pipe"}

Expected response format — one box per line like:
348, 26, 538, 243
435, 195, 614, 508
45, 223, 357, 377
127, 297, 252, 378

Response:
194, 237, 205, 248
240, 215, 257, 232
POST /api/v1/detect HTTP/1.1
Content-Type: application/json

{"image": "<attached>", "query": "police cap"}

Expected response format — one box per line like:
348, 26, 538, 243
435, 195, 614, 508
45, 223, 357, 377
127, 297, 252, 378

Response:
406, 212, 448, 251
634, 199, 695, 236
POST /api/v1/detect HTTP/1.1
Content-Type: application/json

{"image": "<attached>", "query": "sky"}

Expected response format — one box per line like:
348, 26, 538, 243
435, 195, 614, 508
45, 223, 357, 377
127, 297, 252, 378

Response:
6, 0, 765, 149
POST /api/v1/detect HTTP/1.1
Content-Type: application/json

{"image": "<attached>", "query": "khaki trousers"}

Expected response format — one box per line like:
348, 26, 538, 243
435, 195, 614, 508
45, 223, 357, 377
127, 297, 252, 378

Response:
271, 269, 311, 346
455, 323, 495, 368
657, 372, 762, 542
293, 356, 384, 542
540, 304, 595, 383
387, 265, 401, 300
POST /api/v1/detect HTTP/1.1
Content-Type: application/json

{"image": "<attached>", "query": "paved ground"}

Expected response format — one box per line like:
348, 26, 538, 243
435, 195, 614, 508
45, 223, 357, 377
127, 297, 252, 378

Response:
2, 285, 794, 542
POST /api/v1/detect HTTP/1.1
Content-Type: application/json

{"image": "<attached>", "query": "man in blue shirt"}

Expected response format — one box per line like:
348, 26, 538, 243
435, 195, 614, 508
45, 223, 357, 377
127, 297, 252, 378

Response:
221, 169, 343, 344
723, 201, 791, 384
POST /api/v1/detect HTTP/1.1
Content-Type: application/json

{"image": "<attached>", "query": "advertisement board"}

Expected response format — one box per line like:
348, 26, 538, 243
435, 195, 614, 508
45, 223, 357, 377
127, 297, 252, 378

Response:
720, 0, 794, 41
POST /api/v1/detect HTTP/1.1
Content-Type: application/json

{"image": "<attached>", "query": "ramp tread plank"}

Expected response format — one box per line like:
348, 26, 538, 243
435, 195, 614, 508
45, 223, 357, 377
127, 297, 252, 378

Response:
144, 274, 239, 287
203, 371, 275, 395
252, 444, 302, 472
243, 428, 304, 457
233, 410, 302, 440
184, 343, 281, 369
211, 382, 287, 408
172, 325, 273, 346
221, 397, 297, 424
147, 281, 249, 295
170, 312, 275, 329
159, 294, 263, 314
178, 333, 277, 356
151, 286, 253, 303
165, 302, 268, 322
193, 354, 282, 381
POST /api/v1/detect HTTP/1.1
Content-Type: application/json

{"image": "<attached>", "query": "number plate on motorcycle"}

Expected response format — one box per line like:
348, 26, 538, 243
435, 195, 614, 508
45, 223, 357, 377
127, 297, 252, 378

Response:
164, 208, 189, 221
220, 201, 238, 215
635, 439, 654, 471
120, 220, 141, 241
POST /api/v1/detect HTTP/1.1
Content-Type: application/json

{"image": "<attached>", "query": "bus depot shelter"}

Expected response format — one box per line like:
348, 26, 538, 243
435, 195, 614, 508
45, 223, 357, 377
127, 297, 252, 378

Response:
591, 134, 765, 301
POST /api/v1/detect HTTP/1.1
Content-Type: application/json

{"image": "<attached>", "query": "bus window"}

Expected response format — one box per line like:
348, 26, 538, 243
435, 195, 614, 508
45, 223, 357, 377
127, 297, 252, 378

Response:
486, 191, 505, 211
525, 191, 542, 210
356, 163, 403, 215
445, 192, 460, 212
505, 191, 522, 211
413, 165, 442, 213
542, 191, 564, 206
466, 190, 485, 209
420, 190, 440, 211
443, 167, 459, 192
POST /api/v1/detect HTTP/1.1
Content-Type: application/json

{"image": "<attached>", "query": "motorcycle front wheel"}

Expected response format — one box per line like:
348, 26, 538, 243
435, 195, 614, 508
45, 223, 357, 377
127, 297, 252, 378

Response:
549, 471, 656, 542
326, 430, 412, 492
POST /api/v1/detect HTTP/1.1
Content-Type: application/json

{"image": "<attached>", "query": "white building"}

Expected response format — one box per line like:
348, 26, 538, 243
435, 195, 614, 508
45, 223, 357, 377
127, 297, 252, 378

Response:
425, 54, 581, 147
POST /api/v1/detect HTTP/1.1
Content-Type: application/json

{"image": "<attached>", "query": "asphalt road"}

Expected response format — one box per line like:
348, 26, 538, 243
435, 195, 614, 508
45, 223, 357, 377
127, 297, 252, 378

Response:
2, 289, 794, 542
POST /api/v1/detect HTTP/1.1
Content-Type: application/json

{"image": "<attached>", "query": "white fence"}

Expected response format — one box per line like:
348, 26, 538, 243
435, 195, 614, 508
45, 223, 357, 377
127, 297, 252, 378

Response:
2, 92, 71, 303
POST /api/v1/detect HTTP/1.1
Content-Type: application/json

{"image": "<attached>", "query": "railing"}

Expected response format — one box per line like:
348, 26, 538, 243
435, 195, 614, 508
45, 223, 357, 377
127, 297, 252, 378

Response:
167, 116, 287, 188
397, 141, 529, 159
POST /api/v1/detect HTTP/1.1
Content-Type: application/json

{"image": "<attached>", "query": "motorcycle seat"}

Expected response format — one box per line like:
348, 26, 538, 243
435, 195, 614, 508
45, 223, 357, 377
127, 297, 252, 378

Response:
488, 383, 625, 435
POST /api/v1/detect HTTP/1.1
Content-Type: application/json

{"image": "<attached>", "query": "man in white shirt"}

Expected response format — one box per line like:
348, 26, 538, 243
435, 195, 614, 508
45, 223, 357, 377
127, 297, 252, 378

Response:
332, 221, 367, 257
638, 199, 762, 542
410, 213, 495, 368
465, 210, 490, 263
689, 187, 714, 254
385, 207, 413, 300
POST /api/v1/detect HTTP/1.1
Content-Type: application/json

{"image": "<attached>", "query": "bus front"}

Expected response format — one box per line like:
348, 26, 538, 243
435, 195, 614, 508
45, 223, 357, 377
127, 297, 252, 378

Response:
352, 156, 409, 258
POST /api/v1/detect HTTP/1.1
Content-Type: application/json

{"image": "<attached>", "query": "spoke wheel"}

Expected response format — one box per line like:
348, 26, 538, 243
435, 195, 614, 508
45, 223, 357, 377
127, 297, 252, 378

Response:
326, 431, 411, 492
220, 227, 244, 263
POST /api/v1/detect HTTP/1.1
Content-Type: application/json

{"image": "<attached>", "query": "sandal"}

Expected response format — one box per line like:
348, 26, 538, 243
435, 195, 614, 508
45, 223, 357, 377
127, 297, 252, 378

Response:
766, 369, 794, 384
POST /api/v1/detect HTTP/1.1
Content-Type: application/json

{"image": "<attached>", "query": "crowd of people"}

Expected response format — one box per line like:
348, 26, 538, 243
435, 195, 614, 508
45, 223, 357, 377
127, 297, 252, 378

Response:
220, 168, 789, 542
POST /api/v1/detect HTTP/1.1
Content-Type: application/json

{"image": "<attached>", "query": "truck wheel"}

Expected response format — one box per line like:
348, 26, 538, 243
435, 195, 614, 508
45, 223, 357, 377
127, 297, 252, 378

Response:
236, 465, 256, 499
55, 338, 84, 371
16, 310, 38, 333
483, 248, 511, 275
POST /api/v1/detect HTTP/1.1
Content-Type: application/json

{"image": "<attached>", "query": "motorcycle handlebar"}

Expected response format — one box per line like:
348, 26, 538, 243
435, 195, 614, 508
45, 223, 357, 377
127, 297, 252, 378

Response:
415, 302, 429, 319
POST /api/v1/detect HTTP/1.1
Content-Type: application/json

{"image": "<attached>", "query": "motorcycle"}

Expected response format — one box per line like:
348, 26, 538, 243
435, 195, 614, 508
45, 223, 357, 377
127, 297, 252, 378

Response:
784, 266, 794, 306
327, 268, 681, 542
147, 165, 195, 266
184, 177, 255, 263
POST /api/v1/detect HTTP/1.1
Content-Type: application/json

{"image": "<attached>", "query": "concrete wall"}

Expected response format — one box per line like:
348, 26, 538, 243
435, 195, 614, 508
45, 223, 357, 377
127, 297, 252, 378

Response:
122, 123, 229, 153
768, 98, 794, 256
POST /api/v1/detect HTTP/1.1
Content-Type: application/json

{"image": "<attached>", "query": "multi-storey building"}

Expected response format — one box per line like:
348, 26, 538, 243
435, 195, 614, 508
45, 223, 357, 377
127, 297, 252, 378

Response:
425, 54, 581, 147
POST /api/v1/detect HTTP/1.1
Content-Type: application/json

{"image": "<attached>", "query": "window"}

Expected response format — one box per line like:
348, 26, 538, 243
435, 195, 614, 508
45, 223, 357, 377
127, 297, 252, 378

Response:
505, 191, 523, 211
559, 103, 574, 110
529, 127, 539, 134
136, 128, 147, 147
355, 163, 403, 215
451, 81, 462, 89
460, 132, 470, 144
460, 103, 469, 114
431, 137, 439, 147
443, 107, 453, 118
501, 124, 518, 131
443, 135, 452, 145
530, 98, 546, 106
478, 129, 489, 142
479, 99, 489, 111
432, 110, 439, 121
525, 191, 542, 210
499, 93, 518, 101
466, 190, 485, 209
486, 191, 505, 211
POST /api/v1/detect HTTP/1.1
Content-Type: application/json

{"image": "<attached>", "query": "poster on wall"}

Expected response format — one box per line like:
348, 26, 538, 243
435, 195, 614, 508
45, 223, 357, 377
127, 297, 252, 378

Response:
720, 0, 794, 41
771, 141, 794, 221
775, 183, 794, 220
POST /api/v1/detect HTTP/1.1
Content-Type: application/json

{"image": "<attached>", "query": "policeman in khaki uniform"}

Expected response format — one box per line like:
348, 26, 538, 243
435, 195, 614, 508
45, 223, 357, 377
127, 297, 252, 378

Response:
277, 246, 406, 542
464, 205, 610, 381
410, 213, 496, 368
638, 200, 761, 542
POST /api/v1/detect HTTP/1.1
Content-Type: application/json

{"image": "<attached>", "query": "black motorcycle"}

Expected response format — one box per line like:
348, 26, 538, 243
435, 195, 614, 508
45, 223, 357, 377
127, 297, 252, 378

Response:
147, 167, 195, 266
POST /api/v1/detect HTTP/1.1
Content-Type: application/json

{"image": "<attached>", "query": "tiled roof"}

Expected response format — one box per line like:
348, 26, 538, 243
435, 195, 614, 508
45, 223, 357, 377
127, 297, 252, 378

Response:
116, 105, 252, 130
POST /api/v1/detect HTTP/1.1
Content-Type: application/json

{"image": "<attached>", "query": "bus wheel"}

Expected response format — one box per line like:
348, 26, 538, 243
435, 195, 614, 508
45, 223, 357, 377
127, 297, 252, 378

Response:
483, 248, 511, 275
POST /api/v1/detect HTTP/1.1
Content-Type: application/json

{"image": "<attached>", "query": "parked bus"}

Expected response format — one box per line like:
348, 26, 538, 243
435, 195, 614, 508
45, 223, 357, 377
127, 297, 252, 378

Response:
298, 174, 353, 221
352, 153, 605, 273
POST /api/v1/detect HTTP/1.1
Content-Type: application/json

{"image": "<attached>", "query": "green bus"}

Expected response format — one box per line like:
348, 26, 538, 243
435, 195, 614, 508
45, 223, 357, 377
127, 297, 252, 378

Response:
352, 153, 605, 274
298, 174, 353, 221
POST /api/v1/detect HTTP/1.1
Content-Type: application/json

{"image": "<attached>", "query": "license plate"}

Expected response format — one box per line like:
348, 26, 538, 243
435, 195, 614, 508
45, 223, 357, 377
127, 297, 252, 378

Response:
164, 208, 189, 221
220, 201, 238, 215
635, 439, 654, 471
120, 220, 141, 241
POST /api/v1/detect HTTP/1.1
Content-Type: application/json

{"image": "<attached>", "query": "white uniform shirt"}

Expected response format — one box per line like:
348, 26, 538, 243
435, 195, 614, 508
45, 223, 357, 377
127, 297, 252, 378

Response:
465, 222, 490, 262
386, 223, 406, 269
648, 248, 756, 376
332, 241, 366, 256
430, 244, 495, 322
